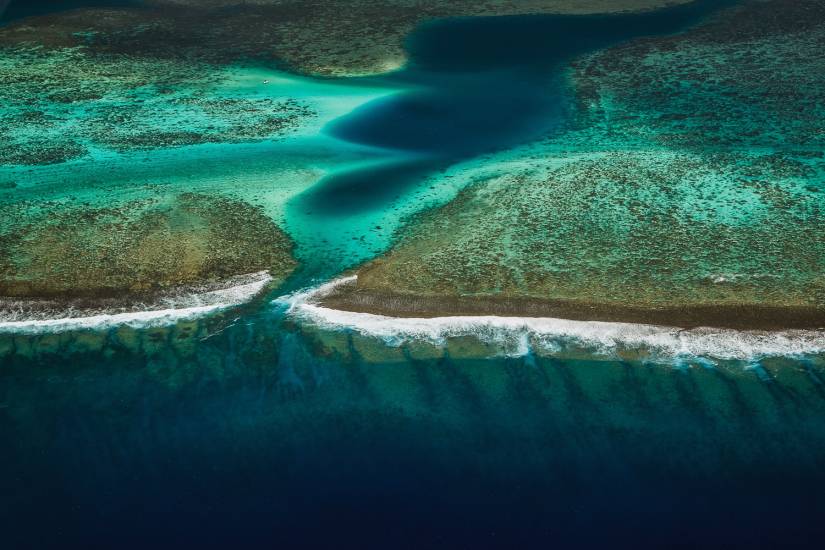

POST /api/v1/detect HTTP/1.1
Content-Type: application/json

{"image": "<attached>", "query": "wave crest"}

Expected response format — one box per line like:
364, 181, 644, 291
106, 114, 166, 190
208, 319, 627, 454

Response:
279, 277, 825, 362
0, 272, 272, 333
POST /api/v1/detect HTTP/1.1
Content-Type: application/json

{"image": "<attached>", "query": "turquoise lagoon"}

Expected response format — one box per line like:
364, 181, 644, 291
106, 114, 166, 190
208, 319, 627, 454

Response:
3, 1, 825, 548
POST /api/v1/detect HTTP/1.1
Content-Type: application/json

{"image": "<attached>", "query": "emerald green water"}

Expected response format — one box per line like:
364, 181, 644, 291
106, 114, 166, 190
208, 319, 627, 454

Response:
3, 1, 825, 547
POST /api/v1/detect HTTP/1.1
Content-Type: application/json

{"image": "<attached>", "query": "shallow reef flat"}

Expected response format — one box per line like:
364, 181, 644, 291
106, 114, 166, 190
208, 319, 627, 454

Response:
324, 149, 825, 329
0, 41, 317, 166
0, 3, 398, 312
0, 193, 295, 316
325, 0, 825, 329
2, 0, 823, 330
0, 53, 328, 314
571, 0, 825, 149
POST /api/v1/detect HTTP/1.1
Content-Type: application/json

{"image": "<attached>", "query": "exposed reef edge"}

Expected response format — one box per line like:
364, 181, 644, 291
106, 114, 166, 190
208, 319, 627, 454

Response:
319, 281, 825, 331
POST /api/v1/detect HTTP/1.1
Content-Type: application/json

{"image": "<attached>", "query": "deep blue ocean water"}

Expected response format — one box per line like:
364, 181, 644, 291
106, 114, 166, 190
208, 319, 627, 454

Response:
4, 1, 825, 548
4, 322, 825, 549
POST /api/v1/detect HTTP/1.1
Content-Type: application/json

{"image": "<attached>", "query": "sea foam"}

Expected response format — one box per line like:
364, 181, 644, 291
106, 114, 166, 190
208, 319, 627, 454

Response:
0, 272, 272, 334
279, 276, 825, 362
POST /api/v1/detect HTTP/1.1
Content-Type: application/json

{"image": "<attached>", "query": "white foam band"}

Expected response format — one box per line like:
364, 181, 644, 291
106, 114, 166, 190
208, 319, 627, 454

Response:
0, 272, 272, 333
280, 277, 825, 362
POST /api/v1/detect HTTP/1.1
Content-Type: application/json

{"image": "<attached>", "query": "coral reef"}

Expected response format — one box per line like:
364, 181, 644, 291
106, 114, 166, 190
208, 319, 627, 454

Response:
328, 0, 825, 328
0, 193, 296, 301
0, 40, 316, 166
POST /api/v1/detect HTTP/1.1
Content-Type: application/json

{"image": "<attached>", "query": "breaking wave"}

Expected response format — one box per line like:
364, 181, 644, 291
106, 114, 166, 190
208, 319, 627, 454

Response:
0, 272, 272, 333
279, 276, 825, 362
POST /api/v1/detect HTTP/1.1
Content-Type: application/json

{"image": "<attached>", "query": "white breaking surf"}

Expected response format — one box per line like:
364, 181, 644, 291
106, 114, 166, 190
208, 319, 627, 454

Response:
0, 272, 272, 334
278, 276, 825, 362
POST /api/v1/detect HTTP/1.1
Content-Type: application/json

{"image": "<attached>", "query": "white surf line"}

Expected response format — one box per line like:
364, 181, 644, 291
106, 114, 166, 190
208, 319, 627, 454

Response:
0, 272, 273, 334
277, 276, 825, 362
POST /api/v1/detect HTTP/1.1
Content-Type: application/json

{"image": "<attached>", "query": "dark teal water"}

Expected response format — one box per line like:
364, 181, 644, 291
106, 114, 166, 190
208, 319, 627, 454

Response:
5, 2, 825, 548
301, 0, 734, 215
0, 0, 137, 23
3, 320, 825, 549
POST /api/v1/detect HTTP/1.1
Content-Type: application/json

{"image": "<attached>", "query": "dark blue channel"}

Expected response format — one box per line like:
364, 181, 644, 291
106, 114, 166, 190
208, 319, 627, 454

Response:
301, 0, 736, 214
0, 0, 138, 23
